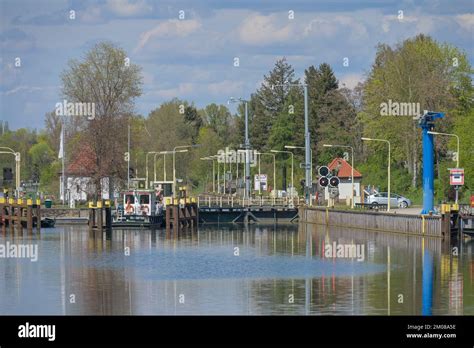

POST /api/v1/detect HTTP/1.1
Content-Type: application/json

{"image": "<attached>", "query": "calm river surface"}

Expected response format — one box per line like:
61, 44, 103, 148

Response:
0, 223, 472, 315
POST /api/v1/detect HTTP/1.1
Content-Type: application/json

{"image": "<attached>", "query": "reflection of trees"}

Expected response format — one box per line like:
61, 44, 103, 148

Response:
47, 224, 472, 315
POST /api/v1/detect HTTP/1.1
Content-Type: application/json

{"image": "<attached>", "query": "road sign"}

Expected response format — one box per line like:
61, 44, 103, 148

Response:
254, 174, 267, 191
329, 187, 339, 198
449, 168, 464, 186
300, 163, 310, 170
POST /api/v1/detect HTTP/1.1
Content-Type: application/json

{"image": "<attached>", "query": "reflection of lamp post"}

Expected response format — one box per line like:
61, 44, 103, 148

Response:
173, 145, 200, 197
271, 149, 294, 193
323, 144, 355, 208
362, 137, 391, 211
200, 157, 215, 193
428, 131, 460, 204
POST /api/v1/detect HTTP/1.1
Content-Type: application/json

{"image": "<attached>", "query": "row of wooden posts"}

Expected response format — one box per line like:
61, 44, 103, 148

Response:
164, 188, 199, 235
88, 200, 112, 232
165, 198, 199, 235
0, 197, 41, 233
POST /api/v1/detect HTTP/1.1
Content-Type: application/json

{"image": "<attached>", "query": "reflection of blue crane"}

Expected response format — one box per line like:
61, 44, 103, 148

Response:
419, 112, 444, 214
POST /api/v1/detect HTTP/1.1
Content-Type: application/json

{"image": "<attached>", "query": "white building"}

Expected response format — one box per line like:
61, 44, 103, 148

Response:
61, 146, 111, 204
324, 157, 363, 203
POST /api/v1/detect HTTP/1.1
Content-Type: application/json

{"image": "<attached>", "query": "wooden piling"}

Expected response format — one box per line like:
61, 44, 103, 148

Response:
165, 195, 198, 237
0, 198, 41, 233
26, 205, 32, 233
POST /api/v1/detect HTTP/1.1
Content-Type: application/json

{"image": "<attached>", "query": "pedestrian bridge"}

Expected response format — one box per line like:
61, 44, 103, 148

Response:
196, 194, 300, 224
197, 194, 302, 209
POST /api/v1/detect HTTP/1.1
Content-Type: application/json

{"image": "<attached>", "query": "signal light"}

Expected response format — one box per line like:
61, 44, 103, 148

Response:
329, 176, 340, 187
318, 166, 329, 177
319, 176, 329, 187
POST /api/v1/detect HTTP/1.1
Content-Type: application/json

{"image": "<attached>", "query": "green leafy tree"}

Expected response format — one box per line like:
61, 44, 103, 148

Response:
202, 103, 232, 141
61, 41, 143, 197
361, 34, 472, 192
305, 63, 356, 166
252, 58, 299, 151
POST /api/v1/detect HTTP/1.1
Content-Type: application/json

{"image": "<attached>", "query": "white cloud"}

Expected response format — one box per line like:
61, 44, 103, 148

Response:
135, 19, 201, 51
80, 6, 104, 24
148, 82, 196, 99
106, 0, 152, 17
0, 85, 56, 96
339, 73, 364, 89
381, 14, 437, 35
238, 13, 292, 45
455, 13, 474, 31
207, 80, 244, 96
304, 15, 368, 40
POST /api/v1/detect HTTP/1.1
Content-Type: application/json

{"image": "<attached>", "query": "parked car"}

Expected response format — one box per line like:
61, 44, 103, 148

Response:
366, 192, 412, 208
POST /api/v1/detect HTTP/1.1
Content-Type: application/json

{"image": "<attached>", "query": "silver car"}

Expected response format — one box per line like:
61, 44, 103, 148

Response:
366, 192, 412, 208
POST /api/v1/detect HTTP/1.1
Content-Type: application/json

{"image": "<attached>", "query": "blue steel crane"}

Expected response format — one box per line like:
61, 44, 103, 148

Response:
419, 111, 444, 214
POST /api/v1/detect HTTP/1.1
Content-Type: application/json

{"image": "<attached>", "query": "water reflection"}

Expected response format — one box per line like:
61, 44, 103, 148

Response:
0, 223, 472, 315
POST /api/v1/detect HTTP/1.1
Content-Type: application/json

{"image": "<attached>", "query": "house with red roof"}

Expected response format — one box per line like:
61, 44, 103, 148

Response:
325, 157, 363, 203
62, 145, 111, 203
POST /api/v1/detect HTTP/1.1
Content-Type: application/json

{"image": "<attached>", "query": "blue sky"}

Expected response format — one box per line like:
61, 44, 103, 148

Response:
1, 0, 473, 130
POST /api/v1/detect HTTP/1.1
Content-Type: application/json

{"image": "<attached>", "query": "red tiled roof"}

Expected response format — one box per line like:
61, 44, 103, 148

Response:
66, 145, 97, 176
327, 157, 362, 178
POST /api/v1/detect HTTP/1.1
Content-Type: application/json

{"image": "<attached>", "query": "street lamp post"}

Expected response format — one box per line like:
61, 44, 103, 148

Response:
223, 152, 226, 195
323, 144, 355, 208
428, 131, 460, 203
236, 155, 239, 192
272, 84, 311, 204
157, 150, 186, 182
229, 97, 251, 199
200, 157, 216, 193
362, 137, 391, 211
216, 156, 220, 194
173, 145, 200, 197
145, 151, 159, 189
257, 152, 276, 195
271, 149, 294, 194
153, 153, 159, 182
285, 145, 312, 197
0, 147, 20, 194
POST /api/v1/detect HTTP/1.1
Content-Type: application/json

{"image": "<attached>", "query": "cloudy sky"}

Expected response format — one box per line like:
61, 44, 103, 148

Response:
1, 0, 473, 129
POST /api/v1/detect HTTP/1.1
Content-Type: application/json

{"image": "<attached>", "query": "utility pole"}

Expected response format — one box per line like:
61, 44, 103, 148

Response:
229, 97, 251, 199
244, 102, 251, 199
127, 123, 130, 190
303, 85, 311, 204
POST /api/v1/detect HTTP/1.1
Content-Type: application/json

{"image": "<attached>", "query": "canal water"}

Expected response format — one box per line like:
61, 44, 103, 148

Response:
0, 223, 472, 315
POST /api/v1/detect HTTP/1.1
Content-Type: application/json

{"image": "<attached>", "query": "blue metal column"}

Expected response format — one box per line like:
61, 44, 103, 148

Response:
421, 248, 433, 316
419, 112, 444, 214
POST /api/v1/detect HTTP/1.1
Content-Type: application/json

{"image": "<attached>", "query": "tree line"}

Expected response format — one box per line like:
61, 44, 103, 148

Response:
0, 35, 472, 203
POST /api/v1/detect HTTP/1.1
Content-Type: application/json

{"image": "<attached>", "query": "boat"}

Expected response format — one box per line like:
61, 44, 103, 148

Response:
112, 181, 174, 228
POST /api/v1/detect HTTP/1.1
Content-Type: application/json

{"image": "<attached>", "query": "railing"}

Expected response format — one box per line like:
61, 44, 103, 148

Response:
459, 204, 473, 216
301, 207, 443, 237
197, 194, 301, 209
